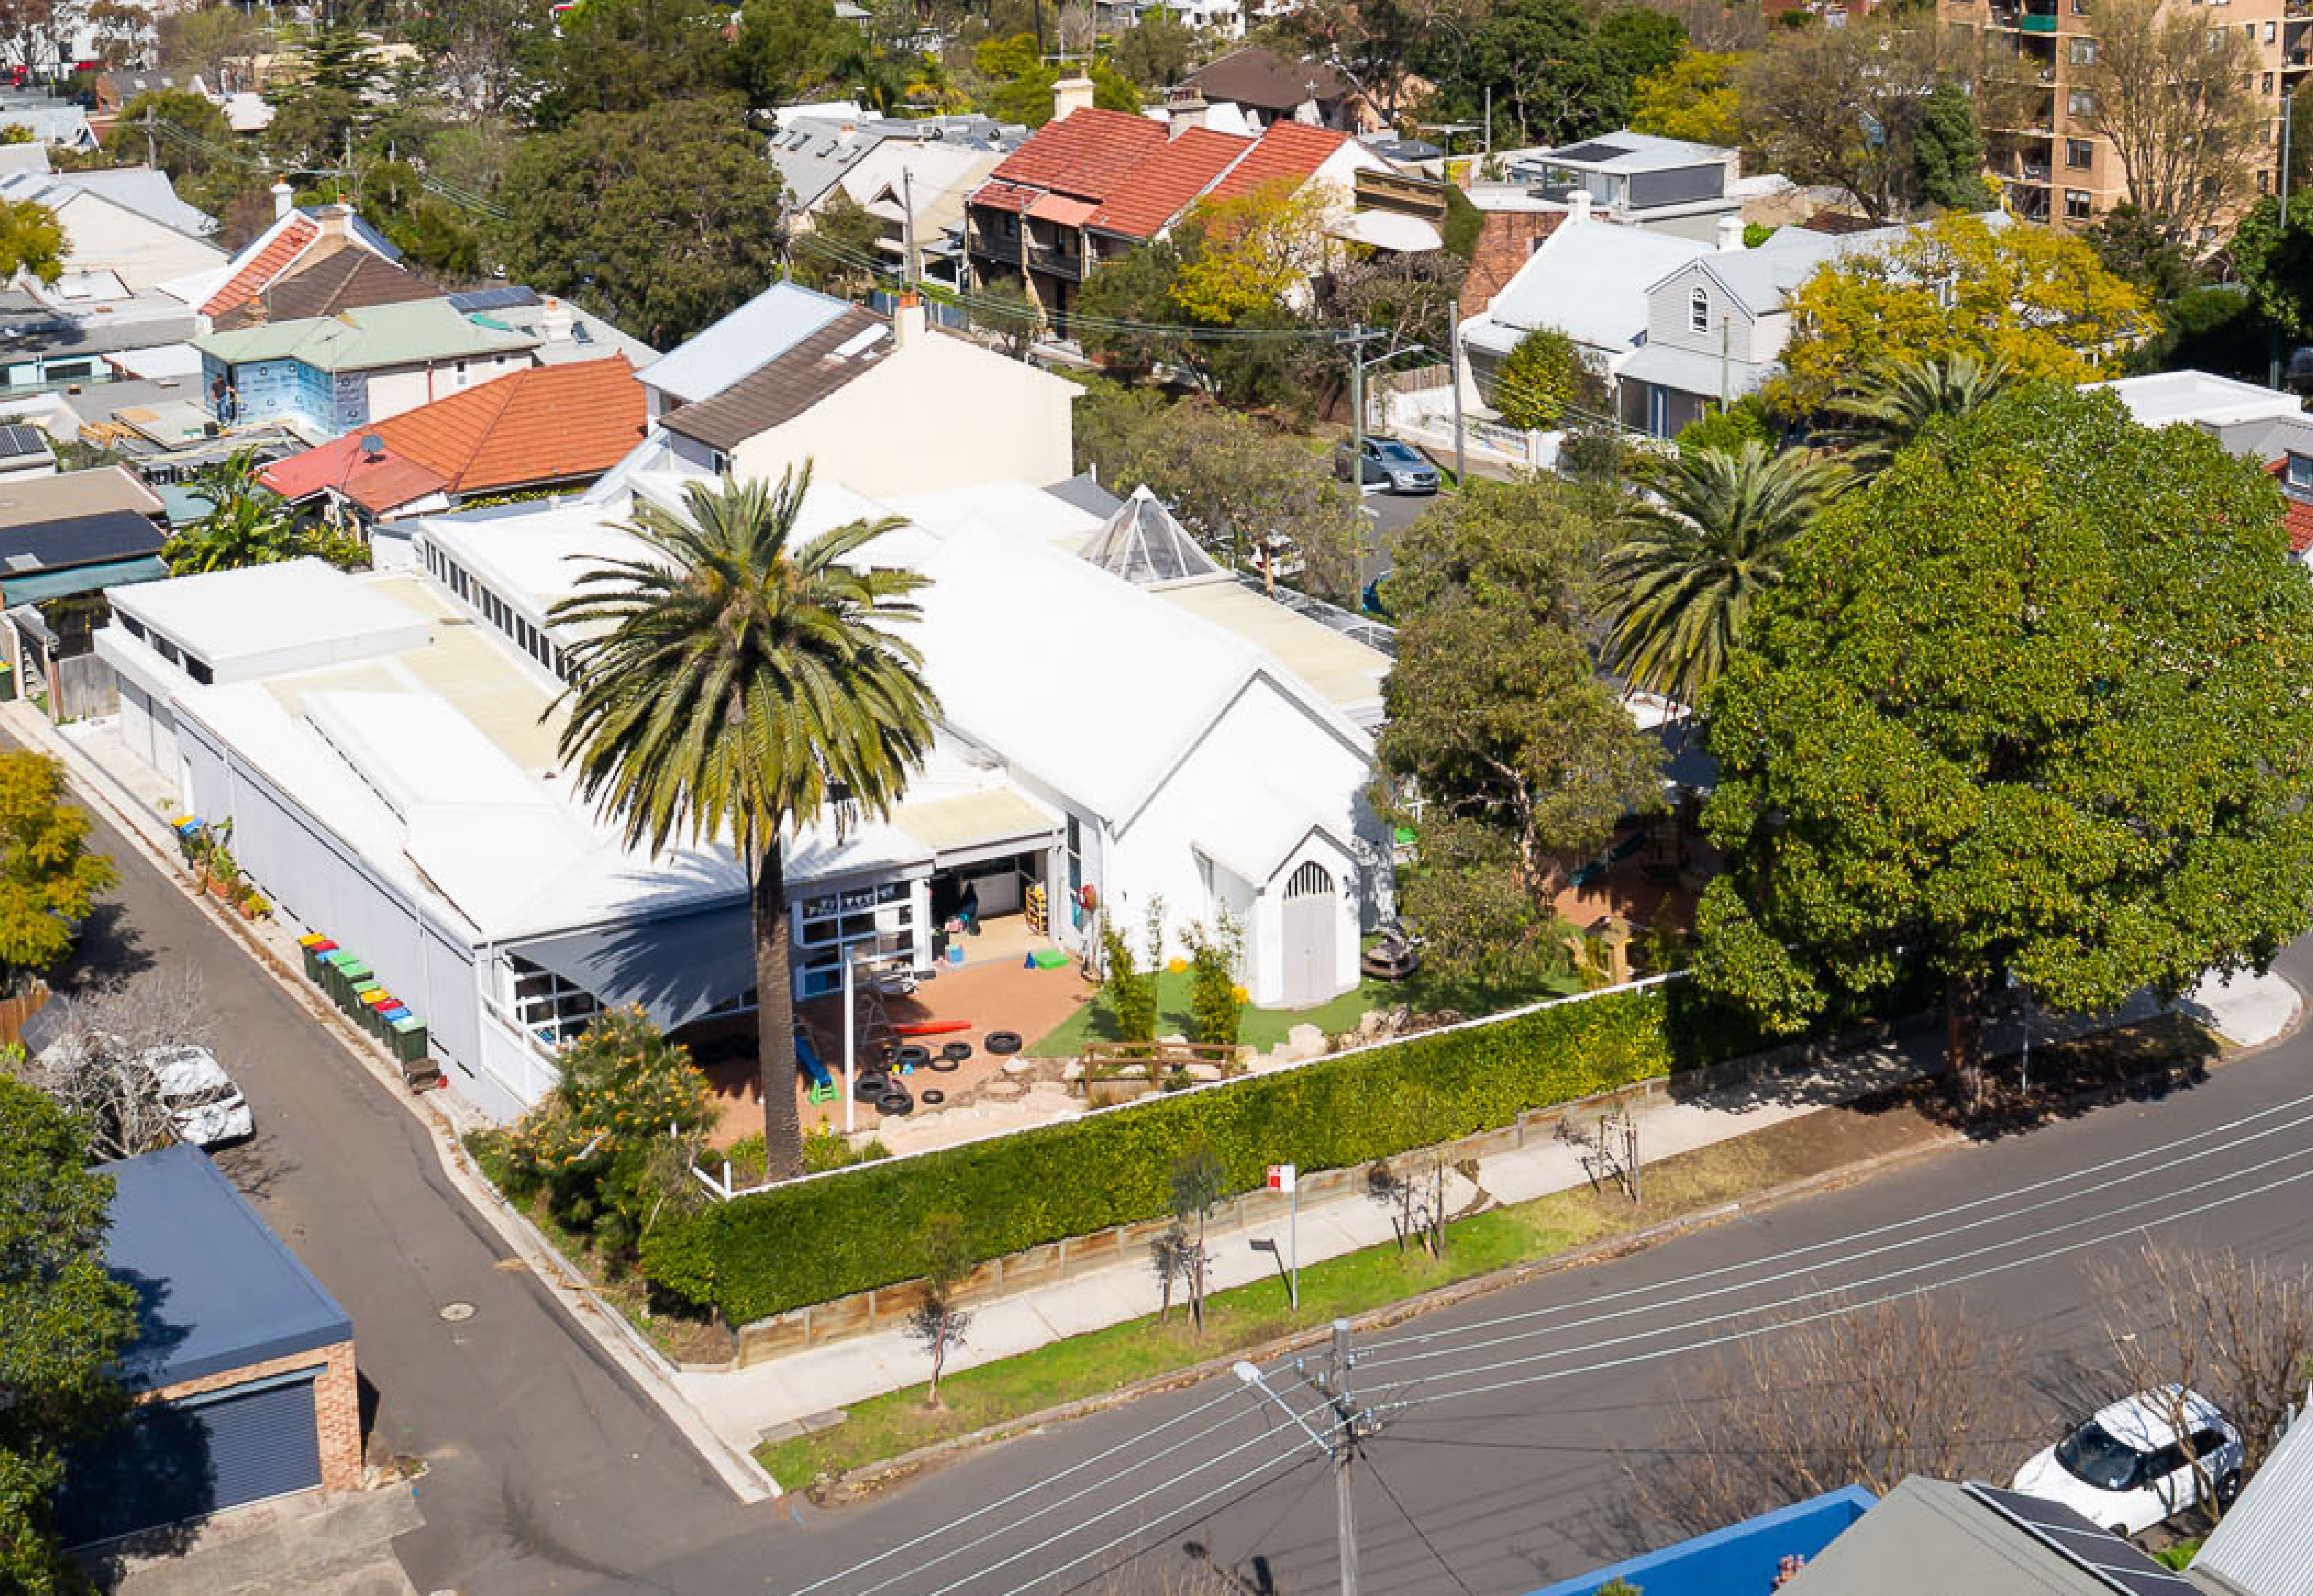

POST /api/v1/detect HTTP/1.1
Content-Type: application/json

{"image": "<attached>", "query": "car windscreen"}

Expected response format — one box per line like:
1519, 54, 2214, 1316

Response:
2056, 1420, 2146, 1491
167, 1082, 240, 1108
1373, 442, 1422, 463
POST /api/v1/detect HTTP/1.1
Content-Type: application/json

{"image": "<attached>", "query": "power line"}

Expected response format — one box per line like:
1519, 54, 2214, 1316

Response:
1357, 1085, 2313, 1358
1366, 1152, 2313, 1421
1366, 1448, 1478, 1596
784, 1385, 1256, 1596
1356, 1130, 2313, 1383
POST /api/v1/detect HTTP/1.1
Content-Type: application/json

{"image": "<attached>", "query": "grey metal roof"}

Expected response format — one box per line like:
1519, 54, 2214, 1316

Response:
1783, 1477, 2183, 1596
1532, 129, 1734, 173
2205, 414, 2313, 465
2189, 1412, 2313, 1596
1042, 471, 1125, 518
1618, 339, 1773, 402
636, 280, 853, 406
98, 1144, 353, 1392
770, 112, 1022, 213
54, 165, 219, 238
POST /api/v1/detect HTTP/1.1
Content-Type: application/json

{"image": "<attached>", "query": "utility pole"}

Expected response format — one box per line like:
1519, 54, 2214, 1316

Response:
142, 103, 154, 170
1233, 1319, 1374, 1596
1448, 326, 1466, 484
2274, 91, 2295, 390
1336, 324, 1384, 503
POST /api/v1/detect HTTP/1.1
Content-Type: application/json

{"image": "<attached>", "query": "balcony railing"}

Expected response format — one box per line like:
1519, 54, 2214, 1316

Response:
2019, 160, 2053, 181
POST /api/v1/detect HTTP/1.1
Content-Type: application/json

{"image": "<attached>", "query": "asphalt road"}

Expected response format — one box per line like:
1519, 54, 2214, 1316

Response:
59, 791, 759, 1595
61, 759, 2313, 1596
625, 941, 2313, 1596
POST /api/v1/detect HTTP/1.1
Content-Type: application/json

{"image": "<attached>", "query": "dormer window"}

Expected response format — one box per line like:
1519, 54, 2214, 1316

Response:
1689, 286, 1711, 334
2287, 452, 2313, 492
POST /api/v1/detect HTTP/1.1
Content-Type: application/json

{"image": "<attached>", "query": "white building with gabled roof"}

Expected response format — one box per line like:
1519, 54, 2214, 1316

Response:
94, 278, 1395, 1118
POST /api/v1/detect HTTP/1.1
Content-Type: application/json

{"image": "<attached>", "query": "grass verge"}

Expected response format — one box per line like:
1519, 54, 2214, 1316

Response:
754, 1092, 1942, 1491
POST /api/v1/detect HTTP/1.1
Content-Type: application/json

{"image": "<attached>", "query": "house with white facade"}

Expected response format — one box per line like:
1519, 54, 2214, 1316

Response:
1458, 202, 2000, 437
94, 282, 1393, 1119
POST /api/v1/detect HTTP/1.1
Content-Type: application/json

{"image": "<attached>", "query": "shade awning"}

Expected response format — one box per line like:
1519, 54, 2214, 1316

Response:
1329, 210, 1442, 253
892, 788, 1061, 870
0, 554, 171, 605
511, 903, 754, 1033
1028, 193, 1098, 227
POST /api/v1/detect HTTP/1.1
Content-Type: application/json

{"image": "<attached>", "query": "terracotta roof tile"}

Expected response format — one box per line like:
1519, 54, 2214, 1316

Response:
211, 248, 435, 331
260, 357, 644, 510
988, 107, 1168, 200
200, 215, 319, 319
2268, 462, 2313, 553
1202, 120, 1348, 204
1087, 127, 1249, 238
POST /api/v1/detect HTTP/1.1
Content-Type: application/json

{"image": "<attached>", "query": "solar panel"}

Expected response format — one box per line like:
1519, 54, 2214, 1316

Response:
1552, 140, 1633, 163
1963, 1485, 2202, 1596
0, 424, 46, 459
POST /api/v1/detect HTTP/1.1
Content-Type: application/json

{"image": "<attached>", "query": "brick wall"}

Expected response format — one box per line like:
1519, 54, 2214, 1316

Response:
142, 1339, 363, 1493
1460, 210, 1564, 323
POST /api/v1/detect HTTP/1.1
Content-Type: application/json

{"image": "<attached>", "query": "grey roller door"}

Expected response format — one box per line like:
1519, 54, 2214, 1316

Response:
60, 1372, 322, 1546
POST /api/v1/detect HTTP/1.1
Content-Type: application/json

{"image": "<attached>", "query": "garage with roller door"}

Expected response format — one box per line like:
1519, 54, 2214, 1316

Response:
58, 1145, 363, 1548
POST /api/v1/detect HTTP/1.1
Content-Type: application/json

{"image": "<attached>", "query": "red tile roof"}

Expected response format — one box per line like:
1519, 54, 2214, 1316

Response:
1201, 120, 1350, 205
1087, 127, 1249, 238
260, 357, 644, 512
988, 107, 1168, 200
200, 214, 320, 319
973, 181, 1038, 213
2268, 461, 2313, 552
1028, 193, 1099, 226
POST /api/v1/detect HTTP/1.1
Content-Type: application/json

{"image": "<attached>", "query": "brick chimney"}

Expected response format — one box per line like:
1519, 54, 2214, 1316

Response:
1052, 74, 1096, 121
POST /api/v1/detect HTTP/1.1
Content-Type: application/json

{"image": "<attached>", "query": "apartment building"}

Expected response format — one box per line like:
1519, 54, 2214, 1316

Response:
1938, 0, 2308, 236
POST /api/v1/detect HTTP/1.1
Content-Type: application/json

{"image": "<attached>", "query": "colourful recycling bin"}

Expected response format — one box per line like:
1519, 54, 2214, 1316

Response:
322, 951, 360, 1002
346, 977, 379, 1017
361, 992, 398, 1035
301, 936, 337, 982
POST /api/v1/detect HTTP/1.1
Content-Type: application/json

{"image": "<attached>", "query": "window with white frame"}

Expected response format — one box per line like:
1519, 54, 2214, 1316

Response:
1688, 286, 1710, 333
509, 956, 600, 1044
2288, 453, 2313, 492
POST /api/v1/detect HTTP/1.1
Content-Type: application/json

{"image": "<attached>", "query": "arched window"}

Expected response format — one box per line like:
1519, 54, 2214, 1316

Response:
1689, 286, 1711, 334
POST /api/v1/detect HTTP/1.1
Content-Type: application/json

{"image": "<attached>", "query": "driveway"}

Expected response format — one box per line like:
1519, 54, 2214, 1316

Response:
58, 793, 758, 1595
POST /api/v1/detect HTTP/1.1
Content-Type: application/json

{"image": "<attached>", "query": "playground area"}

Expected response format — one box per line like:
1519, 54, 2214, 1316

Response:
693, 951, 1097, 1151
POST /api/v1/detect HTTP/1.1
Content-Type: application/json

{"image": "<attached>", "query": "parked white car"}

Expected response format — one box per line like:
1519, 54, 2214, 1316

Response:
151, 1045, 253, 1148
2012, 1387, 2245, 1536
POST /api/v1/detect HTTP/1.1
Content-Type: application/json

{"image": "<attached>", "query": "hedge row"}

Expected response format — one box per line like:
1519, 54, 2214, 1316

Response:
641, 980, 1769, 1324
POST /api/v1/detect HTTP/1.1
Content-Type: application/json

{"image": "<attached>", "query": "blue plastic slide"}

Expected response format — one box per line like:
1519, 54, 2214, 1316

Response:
792, 1024, 834, 1090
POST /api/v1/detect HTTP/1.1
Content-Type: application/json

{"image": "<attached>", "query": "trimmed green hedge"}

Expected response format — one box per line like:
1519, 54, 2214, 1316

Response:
640, 981, 1765, 1324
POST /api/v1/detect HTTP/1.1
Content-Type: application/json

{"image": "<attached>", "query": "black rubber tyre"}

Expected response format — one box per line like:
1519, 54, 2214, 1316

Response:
877, 1087, 914, 1115
896, 1044, 931, 1070
853, 1071, 889, 1101
940, 1041, 973, 1062
986, 1029, 1023, 1056
920, 1089, 946, 1106
928, 1053, 962, 1073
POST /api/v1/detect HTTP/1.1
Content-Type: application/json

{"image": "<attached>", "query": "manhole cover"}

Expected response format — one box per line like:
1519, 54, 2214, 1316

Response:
438, 1302, 476, 1323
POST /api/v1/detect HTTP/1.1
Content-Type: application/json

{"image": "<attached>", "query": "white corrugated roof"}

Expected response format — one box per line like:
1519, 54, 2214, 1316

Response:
1480, 219, 1710, 353
2191, 1412, 2313, 1596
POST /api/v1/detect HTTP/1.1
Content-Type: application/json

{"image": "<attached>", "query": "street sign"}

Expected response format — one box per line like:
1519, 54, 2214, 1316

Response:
1266, 1163, 1296, 1193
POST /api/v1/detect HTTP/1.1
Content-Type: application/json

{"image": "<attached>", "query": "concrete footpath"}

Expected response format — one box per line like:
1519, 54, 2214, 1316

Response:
681, 963, 2299, 1469
19, 700, 2300, 1486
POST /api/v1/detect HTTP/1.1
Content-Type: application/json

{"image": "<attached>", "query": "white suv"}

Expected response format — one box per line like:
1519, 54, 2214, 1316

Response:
150, 1045, 255, 1148
2012, 1386, 2245, 1536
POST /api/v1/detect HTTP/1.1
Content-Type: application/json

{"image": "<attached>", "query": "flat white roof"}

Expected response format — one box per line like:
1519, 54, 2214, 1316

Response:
1152, 578, 1389, 722
111, 557, 431, 671
2091, 370, 2307, 430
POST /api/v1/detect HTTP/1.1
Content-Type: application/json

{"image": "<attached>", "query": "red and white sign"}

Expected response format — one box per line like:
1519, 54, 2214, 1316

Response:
1265, 1163, 1296, 1193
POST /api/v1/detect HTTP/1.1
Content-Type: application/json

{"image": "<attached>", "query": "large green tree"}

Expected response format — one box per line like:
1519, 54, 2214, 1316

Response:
1603, 441, 1847, 708
1695, 389, 2313, 1106
0, 1077, 136, 1593
1377, 480, 1661, 984
498, 100, 788, 348
551, 470, 939, 1179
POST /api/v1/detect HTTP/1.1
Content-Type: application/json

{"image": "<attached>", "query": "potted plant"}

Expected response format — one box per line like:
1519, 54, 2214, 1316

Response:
206, 847, 240, 901
237, 888, 270, 921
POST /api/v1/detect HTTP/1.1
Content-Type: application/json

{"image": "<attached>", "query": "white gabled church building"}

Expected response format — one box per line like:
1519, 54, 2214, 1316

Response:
96, 282, 1393, 1118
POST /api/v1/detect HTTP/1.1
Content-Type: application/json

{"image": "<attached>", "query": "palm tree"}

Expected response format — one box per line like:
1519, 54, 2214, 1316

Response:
162, 450, 309, 574
1603, 441, 1848, 709
549, 468, 939, 1180
1822, 352, 2016, 474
